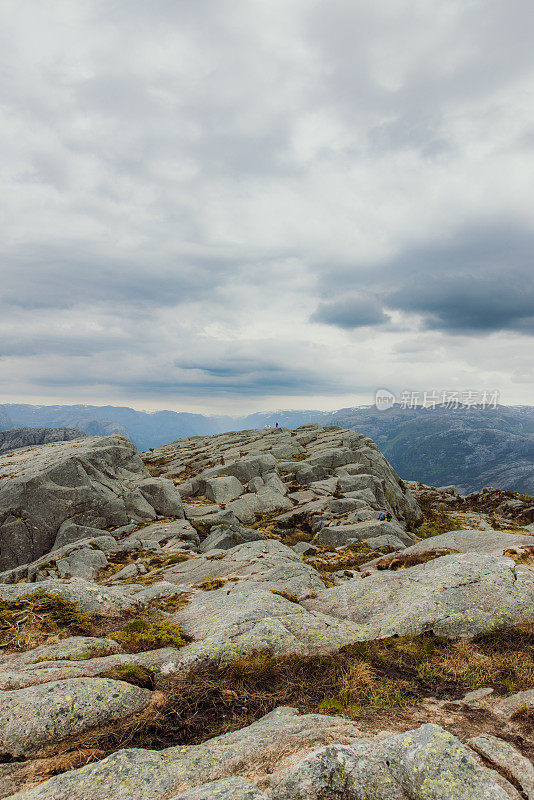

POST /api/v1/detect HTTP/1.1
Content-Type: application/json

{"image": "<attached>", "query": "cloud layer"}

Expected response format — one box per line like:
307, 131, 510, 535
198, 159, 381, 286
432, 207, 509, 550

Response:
0, 0, 533, 411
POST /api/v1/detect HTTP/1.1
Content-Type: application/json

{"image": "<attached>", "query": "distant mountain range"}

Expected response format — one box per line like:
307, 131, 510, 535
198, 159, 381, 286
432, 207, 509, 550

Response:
1, 402, 532, 494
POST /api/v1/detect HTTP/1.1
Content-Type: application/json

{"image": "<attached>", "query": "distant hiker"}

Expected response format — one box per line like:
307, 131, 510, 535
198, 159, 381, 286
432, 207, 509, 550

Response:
386, 511, 392, 522
378, 512, 385, 521
275, 422, 279, 428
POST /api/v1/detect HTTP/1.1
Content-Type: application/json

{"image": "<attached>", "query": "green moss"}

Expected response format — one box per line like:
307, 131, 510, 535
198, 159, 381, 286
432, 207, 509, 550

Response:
195, 577, 225, 591
110, 620, 187, 653
418, 510, 459, 539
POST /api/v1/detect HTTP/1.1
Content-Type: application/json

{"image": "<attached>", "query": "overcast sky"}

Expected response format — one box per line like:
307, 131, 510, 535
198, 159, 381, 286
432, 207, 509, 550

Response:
1, 0, 533, 414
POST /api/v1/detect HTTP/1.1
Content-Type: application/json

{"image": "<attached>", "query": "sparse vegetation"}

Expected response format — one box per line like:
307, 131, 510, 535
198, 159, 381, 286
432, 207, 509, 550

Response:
0, 590, 92, 651
101, 664, 155, 689
418, 509, 459, 539
375, 548, 459, 571
195, 577, 225, 591
270, 589, 299, 603
100, 549, 192, 584
77, 623, 534, 756
310, 541, 379, 576
109, 620, 187, 653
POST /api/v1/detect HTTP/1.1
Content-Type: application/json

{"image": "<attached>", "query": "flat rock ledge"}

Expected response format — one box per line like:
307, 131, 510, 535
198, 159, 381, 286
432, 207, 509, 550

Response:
4, 711, 520, 800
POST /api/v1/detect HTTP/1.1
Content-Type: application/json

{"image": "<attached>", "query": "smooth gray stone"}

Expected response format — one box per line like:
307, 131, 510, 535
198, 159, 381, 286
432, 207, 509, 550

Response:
0, 427, 85, 456
468, 735, 534, 799
163, 540, 324, 596
303, 553, 534, 639
6, 709, 360, 800
199, 524, 265, 553
171, 778, 268, 799
202, 476, 244, 503
0, 677, 152, 756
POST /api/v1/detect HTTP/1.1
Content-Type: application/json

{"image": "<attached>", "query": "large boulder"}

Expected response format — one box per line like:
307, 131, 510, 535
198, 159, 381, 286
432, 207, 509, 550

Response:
199, 524, 265, 553
202, 476, 244, 503
7, 713, 513, 800
302, 552, 534, 639
200, 453, 278, 486
173, 587, 364, 661
0, 536, 118, 584
314, 520, 414, 548
0, 677, 153, 757
0, 435, 184, 570
397, 529, 534, 556
269, 723, 512, 799
227, 490, 292, 524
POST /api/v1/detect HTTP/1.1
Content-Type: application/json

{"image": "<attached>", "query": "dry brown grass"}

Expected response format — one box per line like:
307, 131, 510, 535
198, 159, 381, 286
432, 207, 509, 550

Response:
0, 590, 92, 651
375, 548, 459, 571
504, 546, 534, 567
17, 622, 534, 766
81, 648, 421, 754
311, 542, 379, 576
195, 577, 226, 591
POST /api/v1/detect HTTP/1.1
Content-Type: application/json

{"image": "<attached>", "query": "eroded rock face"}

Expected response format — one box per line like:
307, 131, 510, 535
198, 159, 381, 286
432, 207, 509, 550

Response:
0, 436, 184, 570
143, 425, 422, 535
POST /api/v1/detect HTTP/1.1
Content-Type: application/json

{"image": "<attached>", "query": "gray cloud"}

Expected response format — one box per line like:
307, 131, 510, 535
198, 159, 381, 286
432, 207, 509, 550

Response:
384, 223, 534, 334
0, 0, 533, 409
314, 222, 534, 335
312, 293, 390, 328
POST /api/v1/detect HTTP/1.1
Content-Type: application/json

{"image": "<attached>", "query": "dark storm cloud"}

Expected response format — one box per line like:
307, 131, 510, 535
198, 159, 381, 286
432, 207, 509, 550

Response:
384, 223, 534, 334
312, 293, 390, 329
314, 222, 534, 335
0, 242, 243, 311
26, 357, 349, 397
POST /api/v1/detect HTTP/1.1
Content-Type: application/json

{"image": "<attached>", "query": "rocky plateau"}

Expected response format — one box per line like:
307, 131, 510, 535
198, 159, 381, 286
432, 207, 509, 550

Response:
0, 424, 533, 799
